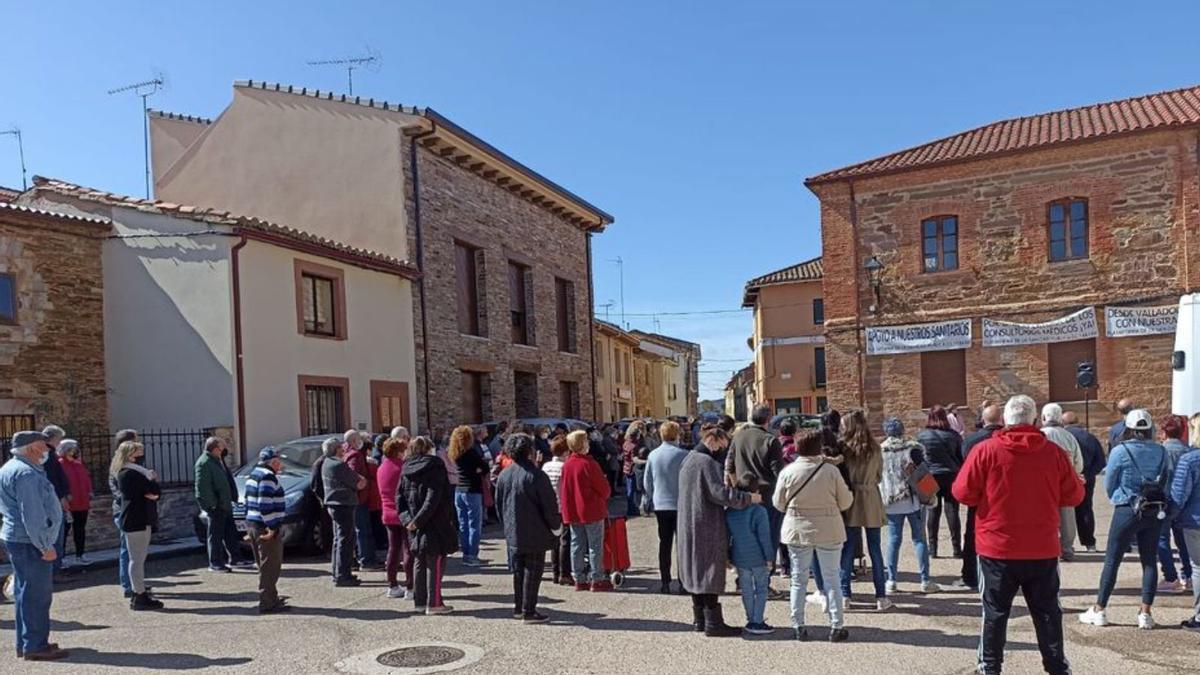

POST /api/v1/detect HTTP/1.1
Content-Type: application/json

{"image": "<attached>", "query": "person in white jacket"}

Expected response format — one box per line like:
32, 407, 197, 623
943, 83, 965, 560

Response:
1042, 403, 1084, 561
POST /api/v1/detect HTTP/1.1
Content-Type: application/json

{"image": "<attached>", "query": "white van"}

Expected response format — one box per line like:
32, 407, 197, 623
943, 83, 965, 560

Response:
1172, 293, 1200, 415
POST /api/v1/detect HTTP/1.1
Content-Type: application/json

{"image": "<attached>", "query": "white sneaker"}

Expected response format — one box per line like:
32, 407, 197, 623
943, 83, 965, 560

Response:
876, 598, 894, 611
387, 586, 406, 598
426, 605, 454, 615
945, 579, 973, 591
885, 580, 898, 595
806, 591, 827, 609
75, 555, 92, 566
1137, 612, 1155, 630
403, 589, 414, 601
920, 580, 941, 593
1078, 607, 1107, 627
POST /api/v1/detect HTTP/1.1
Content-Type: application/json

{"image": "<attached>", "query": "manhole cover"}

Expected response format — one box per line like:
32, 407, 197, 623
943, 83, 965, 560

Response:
377, 646, 465, 669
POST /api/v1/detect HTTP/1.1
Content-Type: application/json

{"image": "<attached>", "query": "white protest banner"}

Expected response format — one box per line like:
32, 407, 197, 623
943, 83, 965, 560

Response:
1105, 305, 1178, 338
866, 319, 972, 356
982, 307, 1097, 347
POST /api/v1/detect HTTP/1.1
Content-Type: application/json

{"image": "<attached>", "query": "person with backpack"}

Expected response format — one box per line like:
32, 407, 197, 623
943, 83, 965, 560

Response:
1080, 409, 1170, 630
879, 418, 938, 594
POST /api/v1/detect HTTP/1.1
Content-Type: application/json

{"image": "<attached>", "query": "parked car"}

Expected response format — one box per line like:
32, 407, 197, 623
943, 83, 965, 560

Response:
193, 434, 334, 555
768, 413, 822, 434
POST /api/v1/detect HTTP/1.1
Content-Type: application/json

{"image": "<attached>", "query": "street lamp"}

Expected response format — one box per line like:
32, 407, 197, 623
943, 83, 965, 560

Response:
864, 255, 884, 313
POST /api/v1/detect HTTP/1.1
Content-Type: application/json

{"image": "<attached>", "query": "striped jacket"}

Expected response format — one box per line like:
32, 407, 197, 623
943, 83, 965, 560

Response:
245, 465, 285, 529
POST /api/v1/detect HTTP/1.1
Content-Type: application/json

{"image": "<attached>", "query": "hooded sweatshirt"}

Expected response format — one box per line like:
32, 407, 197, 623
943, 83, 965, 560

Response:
952, 425, 1084, 560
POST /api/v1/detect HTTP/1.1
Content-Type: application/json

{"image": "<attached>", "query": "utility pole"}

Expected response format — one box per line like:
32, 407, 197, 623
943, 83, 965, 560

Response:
108, 77, 164, 199
0, 128, 26, 190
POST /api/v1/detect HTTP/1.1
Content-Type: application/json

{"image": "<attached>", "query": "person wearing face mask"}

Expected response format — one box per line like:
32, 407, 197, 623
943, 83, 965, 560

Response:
113, 441, 164, 611
0, 431, 69, 661
194, 437, 253, 572
343, 429, 380, 571
57, 440, 93, 567
323, 436, 368, 586
40, 426, 71, 580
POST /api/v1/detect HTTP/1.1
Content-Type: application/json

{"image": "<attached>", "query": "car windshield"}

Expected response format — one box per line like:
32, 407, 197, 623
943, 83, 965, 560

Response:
235, 439, 325, 477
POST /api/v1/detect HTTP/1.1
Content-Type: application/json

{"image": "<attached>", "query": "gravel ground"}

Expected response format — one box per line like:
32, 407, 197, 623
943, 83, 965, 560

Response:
3, 498, 1200, 674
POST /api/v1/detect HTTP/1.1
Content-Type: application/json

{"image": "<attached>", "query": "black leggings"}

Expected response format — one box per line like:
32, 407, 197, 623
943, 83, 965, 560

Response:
64, 510, 89, 556
691, 592, 718, 610
513, 552, 546, 616
550, 527, 572, 580
928, 473, 962, 555
655, 510, 677, 584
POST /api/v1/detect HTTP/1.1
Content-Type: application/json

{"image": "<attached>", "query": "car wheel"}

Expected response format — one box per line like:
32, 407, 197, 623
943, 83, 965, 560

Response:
304, 514, 332, 556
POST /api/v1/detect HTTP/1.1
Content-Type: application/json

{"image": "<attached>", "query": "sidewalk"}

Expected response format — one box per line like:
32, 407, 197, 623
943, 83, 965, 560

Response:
0, 536, 202, 580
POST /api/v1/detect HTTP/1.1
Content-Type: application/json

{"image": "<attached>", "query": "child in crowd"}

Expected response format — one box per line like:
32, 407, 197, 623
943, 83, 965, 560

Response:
727, 476, 775, 635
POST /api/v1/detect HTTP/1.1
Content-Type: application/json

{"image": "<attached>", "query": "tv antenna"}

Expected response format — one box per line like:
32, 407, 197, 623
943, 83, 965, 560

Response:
307, 48, 381, 95
611, 257, 625, 328
599, 300, 615, 322
107, 75, 165, 199
0, 128, 27, 190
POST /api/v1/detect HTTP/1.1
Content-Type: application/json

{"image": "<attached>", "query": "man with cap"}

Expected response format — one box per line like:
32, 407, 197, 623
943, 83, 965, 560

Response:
0, 431, 69, 661
244, 447, 288, 613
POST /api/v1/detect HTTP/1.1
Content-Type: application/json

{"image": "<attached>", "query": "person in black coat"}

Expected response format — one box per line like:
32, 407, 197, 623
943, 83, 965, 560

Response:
495, 433, 563, 624
916, 405, 965, 559
112, 441, 164, 611
397, 436, 458, 614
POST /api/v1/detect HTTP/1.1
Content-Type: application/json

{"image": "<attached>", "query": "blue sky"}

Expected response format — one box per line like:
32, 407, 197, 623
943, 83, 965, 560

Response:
4, 1, 1199, 400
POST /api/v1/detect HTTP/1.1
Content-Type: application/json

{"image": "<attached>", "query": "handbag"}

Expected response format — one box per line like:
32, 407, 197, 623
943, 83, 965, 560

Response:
905, 462, 940, 505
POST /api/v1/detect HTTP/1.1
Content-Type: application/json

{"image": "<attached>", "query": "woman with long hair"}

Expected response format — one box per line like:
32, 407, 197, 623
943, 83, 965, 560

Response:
918, 405, 964, 558
111, 441, 163, 611
448, 425, 488, 566
397, 436, 458, 614
839, 410, 890, 610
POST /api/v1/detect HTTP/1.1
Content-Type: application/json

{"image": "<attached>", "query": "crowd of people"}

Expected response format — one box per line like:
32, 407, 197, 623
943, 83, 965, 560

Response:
3, 394, 1200, 671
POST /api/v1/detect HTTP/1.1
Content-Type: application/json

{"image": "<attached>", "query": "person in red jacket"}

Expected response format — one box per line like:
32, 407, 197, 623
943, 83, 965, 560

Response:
953, 394, 1084, 675
58, 440, 93, 566
559, 430, 612, 591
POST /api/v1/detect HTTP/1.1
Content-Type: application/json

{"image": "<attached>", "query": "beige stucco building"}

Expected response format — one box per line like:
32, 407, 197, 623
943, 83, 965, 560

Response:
743, 257, 827, 415
630, 330, 702, 418
148, 81, 612, 431
594, 320, 637, 422
23, 177, 419, 460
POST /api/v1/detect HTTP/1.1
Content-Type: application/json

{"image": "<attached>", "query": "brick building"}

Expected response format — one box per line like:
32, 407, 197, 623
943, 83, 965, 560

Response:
743, 257, 827, 414
0, 202, 109, 433
148, 81, 612, 431
806, 84, 1200, 435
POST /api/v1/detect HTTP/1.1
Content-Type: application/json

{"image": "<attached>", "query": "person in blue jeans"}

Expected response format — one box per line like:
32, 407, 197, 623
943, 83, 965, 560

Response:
112, 429, 138, 596
838, 410, 891, 611
727, 477, 775, 634
0, 431, 69, 661
879, 418, 939, 594
1158, 415, 1192, 592
1080, 410, 1168, 630
449, 425, 488, 566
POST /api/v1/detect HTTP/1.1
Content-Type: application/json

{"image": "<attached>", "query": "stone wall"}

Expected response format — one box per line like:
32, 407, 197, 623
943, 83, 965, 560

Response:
0, 486, 198, 562
0, 209, 109, 431
404, 136, 596, 431
813, 128, 1200, 432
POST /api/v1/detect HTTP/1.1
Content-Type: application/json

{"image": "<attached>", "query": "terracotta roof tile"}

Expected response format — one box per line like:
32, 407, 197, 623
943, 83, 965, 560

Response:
742, 256, 822, 307
28, 176, 418, 277
0, 200, 111, 226
807, 83, 1200, 184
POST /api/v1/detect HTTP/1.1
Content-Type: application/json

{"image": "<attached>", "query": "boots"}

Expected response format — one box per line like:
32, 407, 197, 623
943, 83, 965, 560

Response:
703, 605, 741, 638
130, 592, 163, 611
691, 604, 705, 632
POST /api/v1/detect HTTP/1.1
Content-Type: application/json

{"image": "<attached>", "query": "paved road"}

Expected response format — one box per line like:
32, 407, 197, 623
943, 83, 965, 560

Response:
4, 497, 1199, 674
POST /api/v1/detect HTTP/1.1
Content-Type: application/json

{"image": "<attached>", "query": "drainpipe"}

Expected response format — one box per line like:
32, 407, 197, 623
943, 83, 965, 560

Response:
587, 230, 598, 421
409, 123, 437, 433
231, 234, 248, 459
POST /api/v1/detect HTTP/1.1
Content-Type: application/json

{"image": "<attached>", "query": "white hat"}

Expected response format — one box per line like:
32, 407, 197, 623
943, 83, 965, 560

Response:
1125, 409, 1153, 431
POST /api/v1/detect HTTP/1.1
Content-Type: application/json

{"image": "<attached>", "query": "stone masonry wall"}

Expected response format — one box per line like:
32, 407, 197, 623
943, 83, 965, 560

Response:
403, 136, 596, 431
815, 128, 1200, 434
0, 211, 109, 431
